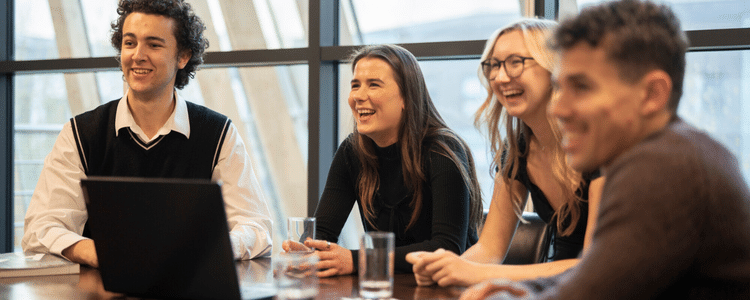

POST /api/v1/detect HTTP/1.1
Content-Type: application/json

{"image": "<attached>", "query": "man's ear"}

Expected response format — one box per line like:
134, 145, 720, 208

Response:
178, 50, 192, 70
639, 69, 672, 116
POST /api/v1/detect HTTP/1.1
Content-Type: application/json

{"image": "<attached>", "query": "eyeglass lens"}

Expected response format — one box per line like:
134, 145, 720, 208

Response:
482, 55, 528, 79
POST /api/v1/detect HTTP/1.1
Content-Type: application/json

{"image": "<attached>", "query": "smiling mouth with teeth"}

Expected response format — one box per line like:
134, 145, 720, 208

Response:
132, 69, 150, 75
502, 90, 523, 97
358, 109, 375, 117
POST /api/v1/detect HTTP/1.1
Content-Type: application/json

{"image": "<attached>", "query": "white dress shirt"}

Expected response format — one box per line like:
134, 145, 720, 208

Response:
22, 92, 273, 260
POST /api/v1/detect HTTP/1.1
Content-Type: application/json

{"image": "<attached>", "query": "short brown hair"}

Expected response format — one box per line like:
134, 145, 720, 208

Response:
552, 0, 688, 113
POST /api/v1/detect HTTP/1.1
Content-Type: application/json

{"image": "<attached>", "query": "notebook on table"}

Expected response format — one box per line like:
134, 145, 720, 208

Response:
81, 176, 275, 300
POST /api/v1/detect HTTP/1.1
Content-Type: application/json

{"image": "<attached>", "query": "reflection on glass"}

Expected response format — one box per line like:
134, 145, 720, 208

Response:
342, 0, 522, 45
81, 0, 119, 57
14, 0, 58, 60
577, 0, 750, 31
203, 0, 307, 50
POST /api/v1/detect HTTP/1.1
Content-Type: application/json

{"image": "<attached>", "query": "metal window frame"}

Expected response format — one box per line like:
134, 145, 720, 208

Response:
1, 0, 12, 253
1, 1, 750, 252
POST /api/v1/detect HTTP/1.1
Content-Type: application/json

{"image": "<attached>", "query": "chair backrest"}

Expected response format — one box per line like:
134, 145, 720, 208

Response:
480, 210, 553, 265
503, 212, 552, 264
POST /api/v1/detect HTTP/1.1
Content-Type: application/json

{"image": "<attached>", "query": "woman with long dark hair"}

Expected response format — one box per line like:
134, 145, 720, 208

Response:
288, 44, 482, 276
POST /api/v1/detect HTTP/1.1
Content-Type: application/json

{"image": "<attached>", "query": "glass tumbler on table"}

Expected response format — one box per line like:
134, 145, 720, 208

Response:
274, 252, 319, 300
359, 231, 395, 299
287, 217, 316, 254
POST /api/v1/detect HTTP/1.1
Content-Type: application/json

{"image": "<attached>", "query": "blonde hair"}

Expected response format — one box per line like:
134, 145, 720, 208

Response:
474, 18, 584, 236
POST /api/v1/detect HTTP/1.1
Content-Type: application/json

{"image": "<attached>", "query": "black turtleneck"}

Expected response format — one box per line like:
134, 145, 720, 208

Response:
314, 134, 478, 273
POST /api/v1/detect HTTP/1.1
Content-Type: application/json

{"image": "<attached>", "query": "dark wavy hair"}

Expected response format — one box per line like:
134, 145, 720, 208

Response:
349, 44, 483, 232
110, 0, 208, 89
552, 0, 688, 113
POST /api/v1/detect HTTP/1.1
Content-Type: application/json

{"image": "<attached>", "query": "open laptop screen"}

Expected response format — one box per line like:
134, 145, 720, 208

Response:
81, 176, 243, 300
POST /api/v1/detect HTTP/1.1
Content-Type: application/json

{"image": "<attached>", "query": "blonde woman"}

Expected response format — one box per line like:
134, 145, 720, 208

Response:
406, 19, 604, 287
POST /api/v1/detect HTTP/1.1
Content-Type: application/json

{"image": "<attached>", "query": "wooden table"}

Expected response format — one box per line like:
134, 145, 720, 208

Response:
0, 258, 466, 299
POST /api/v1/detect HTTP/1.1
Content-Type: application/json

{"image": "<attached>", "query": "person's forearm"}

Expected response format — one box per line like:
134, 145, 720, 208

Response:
62, 239, 99, 268
479, 259, 579, 282
460, 243, 505, 264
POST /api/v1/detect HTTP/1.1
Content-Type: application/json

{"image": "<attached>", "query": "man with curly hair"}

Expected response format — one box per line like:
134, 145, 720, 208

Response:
22, 0, 273, 267
460, 0, 750, 299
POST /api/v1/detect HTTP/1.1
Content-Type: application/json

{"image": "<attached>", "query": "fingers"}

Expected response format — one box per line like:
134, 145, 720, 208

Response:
459, 280, 528, 300
411, 249, 448, 275
405, 251, 427, 264
305, 239, 333, 251
414, 273, 436, 286
312, 246, 354, 276
283, 240, 312, 253
316, 267, 339, 278
460, 281, 500, 300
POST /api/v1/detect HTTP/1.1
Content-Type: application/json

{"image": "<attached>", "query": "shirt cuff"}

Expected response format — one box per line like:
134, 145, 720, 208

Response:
49, 233, 88, 261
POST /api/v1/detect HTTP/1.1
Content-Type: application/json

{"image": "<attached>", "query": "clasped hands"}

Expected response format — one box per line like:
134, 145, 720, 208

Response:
406, 249, 531, 300
281, 239, 354, 277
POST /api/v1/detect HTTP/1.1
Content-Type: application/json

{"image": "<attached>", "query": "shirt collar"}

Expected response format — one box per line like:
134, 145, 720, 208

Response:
114, 90, 191, 141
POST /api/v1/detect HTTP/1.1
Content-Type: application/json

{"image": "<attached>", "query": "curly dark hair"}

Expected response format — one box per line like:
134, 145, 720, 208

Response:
552, 0, 688, 113
111, 0, 208, 90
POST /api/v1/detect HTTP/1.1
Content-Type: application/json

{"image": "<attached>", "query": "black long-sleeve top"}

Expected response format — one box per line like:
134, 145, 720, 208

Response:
314, 134, 478, 273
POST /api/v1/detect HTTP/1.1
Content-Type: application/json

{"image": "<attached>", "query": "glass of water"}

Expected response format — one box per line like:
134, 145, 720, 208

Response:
359, 231, 395, 299
287, 217, 316, 254
274, 252, 318, 300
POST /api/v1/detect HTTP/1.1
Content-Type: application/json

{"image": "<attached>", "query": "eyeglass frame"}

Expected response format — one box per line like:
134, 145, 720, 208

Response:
480, 55, 535, 80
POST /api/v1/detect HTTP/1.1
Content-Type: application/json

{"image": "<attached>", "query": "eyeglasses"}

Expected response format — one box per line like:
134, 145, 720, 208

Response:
481, 55, 535, 79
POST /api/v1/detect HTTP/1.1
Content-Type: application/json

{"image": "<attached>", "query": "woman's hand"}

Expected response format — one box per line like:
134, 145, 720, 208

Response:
281, 239, 314, 253
304, 239, 354, 277
408, 248, 484, 287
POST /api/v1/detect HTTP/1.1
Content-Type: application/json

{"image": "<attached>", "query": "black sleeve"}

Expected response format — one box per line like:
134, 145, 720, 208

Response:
313, 139, 358, 244
390, 141, 474, 272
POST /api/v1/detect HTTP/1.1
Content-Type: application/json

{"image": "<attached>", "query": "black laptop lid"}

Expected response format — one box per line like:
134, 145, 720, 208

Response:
82, 176, 242, 300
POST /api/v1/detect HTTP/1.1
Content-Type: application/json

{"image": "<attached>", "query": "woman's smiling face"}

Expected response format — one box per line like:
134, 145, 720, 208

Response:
488, 30, 552, 121
348, 57, 405, 147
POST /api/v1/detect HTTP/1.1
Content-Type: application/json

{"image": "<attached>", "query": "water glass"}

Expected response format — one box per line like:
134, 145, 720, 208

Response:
287, 217, 316, 253
359, 232, 395, 299
274, 252, 318, 300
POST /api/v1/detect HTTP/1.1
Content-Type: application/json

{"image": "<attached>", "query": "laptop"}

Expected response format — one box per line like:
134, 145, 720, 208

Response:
81, 176, 275, 300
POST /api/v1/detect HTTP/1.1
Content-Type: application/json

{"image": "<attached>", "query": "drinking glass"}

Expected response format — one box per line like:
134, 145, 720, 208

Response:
274, 252, 318, 300
287, 217, 316, 253
358, 232, 395, 299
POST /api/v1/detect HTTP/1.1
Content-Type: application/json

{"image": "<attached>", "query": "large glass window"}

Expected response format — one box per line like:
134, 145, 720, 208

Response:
341, 0, 522, 45
680, 50, 750, 181
577, 0, 750, 30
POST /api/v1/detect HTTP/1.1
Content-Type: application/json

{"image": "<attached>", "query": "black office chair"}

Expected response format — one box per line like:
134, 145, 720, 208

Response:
480, 210, 553, 265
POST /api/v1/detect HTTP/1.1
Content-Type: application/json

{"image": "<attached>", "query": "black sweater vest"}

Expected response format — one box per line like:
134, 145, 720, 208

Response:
72, 99, 230, 237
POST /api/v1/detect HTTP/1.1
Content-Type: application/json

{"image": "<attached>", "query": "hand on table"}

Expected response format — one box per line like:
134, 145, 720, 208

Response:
304, 239, 353, 277
459, 279, 530, 300
406, 248, 484, 287
62, 239, 99, 268
281, 239, 314, 253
